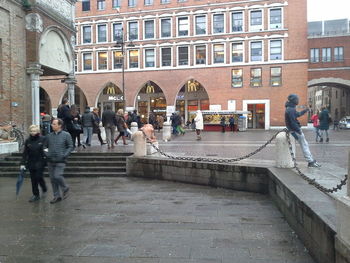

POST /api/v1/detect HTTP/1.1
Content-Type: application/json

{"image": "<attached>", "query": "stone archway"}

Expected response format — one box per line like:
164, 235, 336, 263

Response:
96, 82, 123, 113
63, 86, 88, 113
39, 87, 52, 115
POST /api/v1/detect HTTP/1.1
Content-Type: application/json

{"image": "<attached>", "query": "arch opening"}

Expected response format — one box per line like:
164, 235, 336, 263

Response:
96, 82, 124, 112
63, 86, 88, 113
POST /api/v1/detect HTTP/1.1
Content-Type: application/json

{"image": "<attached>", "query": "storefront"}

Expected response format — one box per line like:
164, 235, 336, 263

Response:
247, 104, 265, 129
97, 83, 124, 113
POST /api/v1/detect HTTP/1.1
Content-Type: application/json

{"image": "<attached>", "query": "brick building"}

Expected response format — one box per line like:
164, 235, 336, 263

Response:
0, 0, 76, 129
50, 0, 308, 129
307, 19, 350, 121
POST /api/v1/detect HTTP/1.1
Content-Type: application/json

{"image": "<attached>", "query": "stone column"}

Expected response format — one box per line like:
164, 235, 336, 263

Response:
162, 122, 171, 142
275, 131, 295, 168
132, 131, 146, 157
26, 63, 43, 126
65, 74, 77, 105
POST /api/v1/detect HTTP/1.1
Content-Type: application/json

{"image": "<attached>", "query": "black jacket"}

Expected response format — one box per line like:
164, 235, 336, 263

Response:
285, 101, 308, 133
22, 135, 47, 170
102, 110, 116, 127
82, 110, 94, 127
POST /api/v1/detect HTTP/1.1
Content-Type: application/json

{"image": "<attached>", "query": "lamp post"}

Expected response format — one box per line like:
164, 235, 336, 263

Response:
115, 28, 134, 112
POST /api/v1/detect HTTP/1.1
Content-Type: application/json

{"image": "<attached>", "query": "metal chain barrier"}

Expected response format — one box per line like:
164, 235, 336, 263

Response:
285, 131, 347, 194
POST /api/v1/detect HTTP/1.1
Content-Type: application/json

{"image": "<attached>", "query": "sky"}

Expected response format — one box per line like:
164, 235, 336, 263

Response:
308, 0, 350, 21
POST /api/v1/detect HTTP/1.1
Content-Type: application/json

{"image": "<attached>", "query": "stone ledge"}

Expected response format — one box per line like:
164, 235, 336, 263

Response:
0, 142, 19, 155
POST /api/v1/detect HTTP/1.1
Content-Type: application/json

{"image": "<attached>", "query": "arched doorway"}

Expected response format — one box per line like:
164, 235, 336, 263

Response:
135, 81, 166, 123
175, 79, 209, 122
97, 82, 124, 112
63, 86, 88, 113
39, 87, 52, 115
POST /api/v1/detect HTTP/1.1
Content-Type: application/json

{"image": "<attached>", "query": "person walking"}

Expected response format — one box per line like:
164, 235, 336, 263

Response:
156, 115, 164, 132
21, 125, 48, 202
318, 106, 330, 143
45, 119, 73, 204
285, 94, 320, 168
92, 108, 105, 145
81, 107, 94, 146
57, 98, 70, 130
194, 110, 203, 140
67, 104, 83, 149
220, 116, 226, 133
41, 112, 52, 136
114, 109, 128, 145
102, 105, 116, 149
310, 110, 321, 142
229, 116, 235, 132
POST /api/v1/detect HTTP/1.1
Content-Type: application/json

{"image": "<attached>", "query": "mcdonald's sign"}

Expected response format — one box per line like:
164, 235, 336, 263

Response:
106, 86, 116, 95
187, 80, 198, 92
146, 84, 155, 93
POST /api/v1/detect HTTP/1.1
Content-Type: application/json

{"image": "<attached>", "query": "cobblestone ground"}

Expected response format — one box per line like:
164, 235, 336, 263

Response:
0, 177, 314, 263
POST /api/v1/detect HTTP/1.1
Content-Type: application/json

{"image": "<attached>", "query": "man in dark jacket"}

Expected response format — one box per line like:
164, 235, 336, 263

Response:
57, 98, 70, 130
102, 105, 116, 149
285, 94, 320, 168
318, 107, 330, 143
81, 107, 94, 146
45, 118, 73, 203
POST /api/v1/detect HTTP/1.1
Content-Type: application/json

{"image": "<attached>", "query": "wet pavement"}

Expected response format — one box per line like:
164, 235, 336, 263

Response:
0, 177, 314, 263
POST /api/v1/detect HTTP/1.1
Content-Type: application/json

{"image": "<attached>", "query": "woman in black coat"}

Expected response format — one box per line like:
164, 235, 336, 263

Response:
21, 125, 48, 202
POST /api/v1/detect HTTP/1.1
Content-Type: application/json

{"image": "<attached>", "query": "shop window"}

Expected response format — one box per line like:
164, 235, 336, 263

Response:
270, 67, 282, 86
250, 68, 262, 87
213, 14, 224, 33
310, 48, 319, 63
178, 46, 189, 66
232, 11, 243, 32
161, 47, 172, 66
232, 69, 243, 88
232, 42, 243, 62
98, 52, 108, 70
144, 20, 155, 39
83, 53, 92, 71
113, 51, 123, 69
161, 18, 171, 38
200, 99, 210, 110
269, 8, 282, 29
195, 45, 206, 65
128, 21, 138, 40
195, 15, 206, 35
250, 41, 262, 61
178, 17, 189, 36
213, 44, 224, 63
270, 40, 282, 60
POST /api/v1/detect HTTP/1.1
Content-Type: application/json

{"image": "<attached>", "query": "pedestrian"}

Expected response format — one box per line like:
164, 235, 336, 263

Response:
81, 107, 94, 146
44, 118, 73, 204
220, 116, 226, 133
229, 116, 235, 132
57, 98, 70, 130
148, 112, 156, 128
170, 113, 178, 135
156, 115, 164, 132
176, 114, 185, 135
285, 94, 320, 167
92, 108, 105, 145
333, 118, 339, 131
67, 104, 83, 149
102, 105, 116, 149
318, 106, 330, 143
41, 112, 52, 135
310, 110, 321, 142
194, 110, 203, 140
114, 109, 128, 145
21, 125, 48, 202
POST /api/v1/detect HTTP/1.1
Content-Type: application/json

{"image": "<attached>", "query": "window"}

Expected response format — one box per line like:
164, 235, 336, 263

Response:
270, 40, 282, 60
232, 42, 243, 62
98, 52, 108, 70
232, 69, 243, 88
250, 41, 262, 61
113, 23, 123, 42
97, 0, 105, 10
82, 0, 90, 11
144, 20, 155, 39
161, 18, 171, 38
82, 26, 92, 44
232, 12, 243, 32
112, 0, 121, 8
113, 51, 123, 69
144, 0, 153, 5
128, 0, 136, 7
161, 0, 170, 3
83, 53, 92, 70
334, 47, 344, 61
270, 67, 282, 86
161, 47, 172, 66
213, 14, 224, 34
195, 45, 206, 65
145, 49, 155, 67
310, 48, 319, 63
178, 46, 189, 66
213, 44, 225, 63
129, 50, 139, 68
178, 17, 189, 36
250, 68, 262, 87
195, 15, 206, 35
74, 54, 78, 72
97, 24, 107, 42
250, 10, 263, 31
128, 21, 138, 40
269, 8, 282, 29
322, 47, 331, 62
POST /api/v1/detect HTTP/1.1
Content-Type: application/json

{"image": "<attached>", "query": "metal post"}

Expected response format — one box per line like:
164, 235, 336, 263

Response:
122, 42, 125, 111
348, 151, 350, 197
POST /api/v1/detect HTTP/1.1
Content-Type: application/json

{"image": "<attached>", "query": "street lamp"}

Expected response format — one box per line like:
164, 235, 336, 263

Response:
115, 28, 134, 111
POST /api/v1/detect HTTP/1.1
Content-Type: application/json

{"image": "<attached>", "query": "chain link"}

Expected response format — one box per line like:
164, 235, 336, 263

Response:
141, 129, 347, 194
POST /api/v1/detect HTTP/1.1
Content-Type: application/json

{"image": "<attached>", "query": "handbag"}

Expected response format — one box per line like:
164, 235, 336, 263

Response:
72, 122, 82, 132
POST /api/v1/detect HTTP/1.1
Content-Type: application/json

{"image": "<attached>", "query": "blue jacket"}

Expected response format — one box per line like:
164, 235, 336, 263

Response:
285, 101, 308, 133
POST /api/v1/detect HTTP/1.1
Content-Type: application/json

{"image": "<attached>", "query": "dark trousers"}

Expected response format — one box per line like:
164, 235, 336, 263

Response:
96, 128, 104, 144
221, 126, 226, 133
230, 124, 234, 131
29, 168, 47, 197
71, 131, 81, 147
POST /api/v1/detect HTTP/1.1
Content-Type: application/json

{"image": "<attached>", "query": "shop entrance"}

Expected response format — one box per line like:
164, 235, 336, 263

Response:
97, 82, 124, 113
136, 81, 166, 124
175, 79, 209, 122
63, 86, 88, 112
247, 104, 265, 129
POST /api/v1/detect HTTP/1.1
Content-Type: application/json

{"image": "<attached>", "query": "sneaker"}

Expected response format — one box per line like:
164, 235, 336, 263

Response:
319, 138, 323, 143
28, 195, 40, 202
63, 187, 70, 200
326, 138, 329, 143
41, 190, 47, 198
308, 161, 321, 168
50, 197, 62, 204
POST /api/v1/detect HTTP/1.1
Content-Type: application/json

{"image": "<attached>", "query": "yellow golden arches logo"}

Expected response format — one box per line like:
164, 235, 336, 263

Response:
187, 80, 198, 92
146, 84, 155, 93
106, 86, 116, 95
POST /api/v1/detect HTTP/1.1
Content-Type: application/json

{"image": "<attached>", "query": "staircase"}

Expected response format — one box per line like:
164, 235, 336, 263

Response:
0, 152, 133, 177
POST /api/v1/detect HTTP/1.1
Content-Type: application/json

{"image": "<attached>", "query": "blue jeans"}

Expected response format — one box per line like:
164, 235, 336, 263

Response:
83, 127, 93, 145
295, 131, 314, 163
314, 127, 321, 142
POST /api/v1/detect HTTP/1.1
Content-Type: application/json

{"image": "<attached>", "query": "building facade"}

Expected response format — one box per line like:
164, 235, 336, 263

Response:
65, 0, 308, 129
308, 19, 350, 121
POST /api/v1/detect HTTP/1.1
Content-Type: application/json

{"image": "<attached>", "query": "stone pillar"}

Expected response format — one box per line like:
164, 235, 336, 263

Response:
348, 151, 350, 197
162, 121, 171, 142
65, 74, 77, 105
26, 63, 43, 126
275, 131, 295, 168
132, 131, 146, 157
130, 122, 138, 135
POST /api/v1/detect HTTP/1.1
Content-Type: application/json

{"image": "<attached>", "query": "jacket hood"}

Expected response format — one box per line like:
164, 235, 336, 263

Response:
285, 101, 296, 108
287, 94, 299, 105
